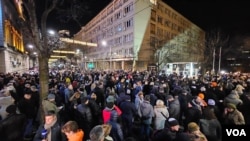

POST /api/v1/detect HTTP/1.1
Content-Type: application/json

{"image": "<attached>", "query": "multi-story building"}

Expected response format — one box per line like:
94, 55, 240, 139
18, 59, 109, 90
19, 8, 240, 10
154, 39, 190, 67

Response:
0, 0, 30, 73
74, 0, 205, 76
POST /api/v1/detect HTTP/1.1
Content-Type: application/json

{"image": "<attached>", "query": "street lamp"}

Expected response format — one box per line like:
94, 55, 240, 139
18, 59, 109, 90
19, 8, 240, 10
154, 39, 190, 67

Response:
101, 40, 112, 70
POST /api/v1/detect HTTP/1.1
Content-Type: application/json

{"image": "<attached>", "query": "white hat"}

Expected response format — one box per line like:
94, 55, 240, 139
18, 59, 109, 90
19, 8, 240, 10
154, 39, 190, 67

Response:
200, 86, 206, 92
208, 99, 215, 106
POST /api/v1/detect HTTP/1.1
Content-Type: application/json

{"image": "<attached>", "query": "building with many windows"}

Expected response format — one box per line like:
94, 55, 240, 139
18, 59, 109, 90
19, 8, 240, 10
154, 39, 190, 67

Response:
74, 0, 205, 76
0, 0, 30, 73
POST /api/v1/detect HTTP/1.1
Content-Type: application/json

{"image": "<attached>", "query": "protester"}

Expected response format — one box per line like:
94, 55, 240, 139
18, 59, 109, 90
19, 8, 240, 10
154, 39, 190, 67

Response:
154, 99, 169, 130
102, 123, 113, 141
61, 120, 84, 141
151, 117, 188, 141
223, 103, 245, 125
137, 95, 154, 141
0, 105, 27, 141
187, 122, 208, 141
33, 110, 67, 141
89, 125, 105, 141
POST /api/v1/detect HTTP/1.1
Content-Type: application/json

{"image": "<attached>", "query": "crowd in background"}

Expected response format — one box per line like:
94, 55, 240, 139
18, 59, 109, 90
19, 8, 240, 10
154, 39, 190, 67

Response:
0, 69, 250, 141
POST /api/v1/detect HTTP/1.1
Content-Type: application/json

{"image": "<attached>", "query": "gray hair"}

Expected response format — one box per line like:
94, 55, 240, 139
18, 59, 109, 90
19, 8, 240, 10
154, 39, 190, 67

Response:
89, 125, 104, 141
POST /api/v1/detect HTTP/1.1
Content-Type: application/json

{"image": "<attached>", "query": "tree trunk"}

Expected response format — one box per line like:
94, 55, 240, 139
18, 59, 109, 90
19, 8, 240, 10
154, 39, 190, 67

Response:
38, 55, 49, 122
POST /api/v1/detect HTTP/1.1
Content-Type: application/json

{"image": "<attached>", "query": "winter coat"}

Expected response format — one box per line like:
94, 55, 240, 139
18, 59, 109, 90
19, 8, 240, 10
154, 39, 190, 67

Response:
224, 92, 243, 106
223, 109, 245, 125
33, 120, 67, 141
199, 118, 222, 141
0, 113, 27, 141
119, 100, 137, 120
168, 98, 181, 120
154, 105, 169, 130
138, 100, 154, 124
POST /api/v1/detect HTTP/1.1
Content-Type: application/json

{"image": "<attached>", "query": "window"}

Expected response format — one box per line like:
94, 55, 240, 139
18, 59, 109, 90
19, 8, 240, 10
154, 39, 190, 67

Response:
124, 2, 133, 14
115, 11, 122, 20
124, 18, 133, 30
157, 16, 163, 24
151, 10, 156, 21
150, 23, 156, 34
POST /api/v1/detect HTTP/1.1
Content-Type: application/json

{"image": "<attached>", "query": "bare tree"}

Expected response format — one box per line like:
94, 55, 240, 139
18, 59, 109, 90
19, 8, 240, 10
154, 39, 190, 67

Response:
203, 29, 229, 74
19, 0, 61, 121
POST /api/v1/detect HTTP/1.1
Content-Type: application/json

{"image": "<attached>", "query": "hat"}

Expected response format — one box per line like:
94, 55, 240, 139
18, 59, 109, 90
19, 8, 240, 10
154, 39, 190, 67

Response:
226, 103, 236, 109
6, 105, 16, 114
168, 118, 179, 126
24, 89, 32, 95
188, 122, 199, 132
106, 95, 115, 103
166, 95, 173, 100
44, 110, 56, 116
208, 99, 216, 106
200, 86, 206, 92
144, 95, 151, 101
47, 94, 55, 100
198, 93, 205, 100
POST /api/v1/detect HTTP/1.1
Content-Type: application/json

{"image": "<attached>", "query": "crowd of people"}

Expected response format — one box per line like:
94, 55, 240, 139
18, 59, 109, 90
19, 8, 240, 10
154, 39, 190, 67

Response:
0, 69, 250, 141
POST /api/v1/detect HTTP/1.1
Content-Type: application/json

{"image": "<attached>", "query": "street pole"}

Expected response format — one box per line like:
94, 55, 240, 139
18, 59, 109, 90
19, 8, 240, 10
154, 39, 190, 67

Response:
110, 46, 112, 70
218, 47, 221, 74
212, 48, 215, 75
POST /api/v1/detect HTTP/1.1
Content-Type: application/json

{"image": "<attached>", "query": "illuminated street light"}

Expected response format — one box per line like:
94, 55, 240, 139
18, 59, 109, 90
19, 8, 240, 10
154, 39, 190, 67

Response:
28, 44, 33, 49
48, 29, 55, 35
102, 40, 112, 70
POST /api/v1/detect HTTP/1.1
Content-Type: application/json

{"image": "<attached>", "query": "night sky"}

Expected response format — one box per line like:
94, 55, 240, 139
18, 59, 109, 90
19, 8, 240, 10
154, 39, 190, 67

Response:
164, 0, 250, 36
45, 0, 250, 37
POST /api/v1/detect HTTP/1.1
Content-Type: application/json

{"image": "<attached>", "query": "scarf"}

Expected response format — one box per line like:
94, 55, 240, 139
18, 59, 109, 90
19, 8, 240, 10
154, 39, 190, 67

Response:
44, 117, 57, 141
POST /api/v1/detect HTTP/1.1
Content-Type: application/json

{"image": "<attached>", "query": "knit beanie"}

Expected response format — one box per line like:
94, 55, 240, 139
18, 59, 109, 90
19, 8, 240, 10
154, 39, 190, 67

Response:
6, 105, 16, 114
198, 93, 205, 100
207, 99, 216, 106
226, 103, 236, 110
168, 118, 179, 126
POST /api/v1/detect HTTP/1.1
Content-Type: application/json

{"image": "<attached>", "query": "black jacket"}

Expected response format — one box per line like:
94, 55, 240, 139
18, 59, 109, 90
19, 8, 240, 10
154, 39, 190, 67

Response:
0, 113, 27, 141
33, 120, 66, 141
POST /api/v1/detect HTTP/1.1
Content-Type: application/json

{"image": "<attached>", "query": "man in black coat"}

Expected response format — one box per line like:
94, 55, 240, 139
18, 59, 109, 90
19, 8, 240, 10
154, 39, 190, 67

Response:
33, 110, 66, 141
0, 105, 27, 141
119, 95, 137, 137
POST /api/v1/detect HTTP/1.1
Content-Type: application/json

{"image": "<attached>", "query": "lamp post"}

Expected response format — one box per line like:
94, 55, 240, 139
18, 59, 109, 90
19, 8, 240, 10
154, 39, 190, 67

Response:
101, 40, 112, 70
218, 46, 222, 74
109, 45, 112, 70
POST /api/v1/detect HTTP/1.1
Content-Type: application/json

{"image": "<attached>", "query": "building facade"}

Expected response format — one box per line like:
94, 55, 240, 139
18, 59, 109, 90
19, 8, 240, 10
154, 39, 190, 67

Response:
0, 0, 30, 73
74, 0, 205, 75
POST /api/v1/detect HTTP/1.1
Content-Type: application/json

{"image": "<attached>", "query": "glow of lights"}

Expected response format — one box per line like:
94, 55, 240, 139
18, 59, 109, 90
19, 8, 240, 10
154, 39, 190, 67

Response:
220, 70, 225, 74
60, 38, 97, 47
102, 40, 107, 46
48, 30, 55, 35
49, 59, 58, 61
53, 50, 76, 54
50, 55, 66, 58
28, 44, 33, 48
